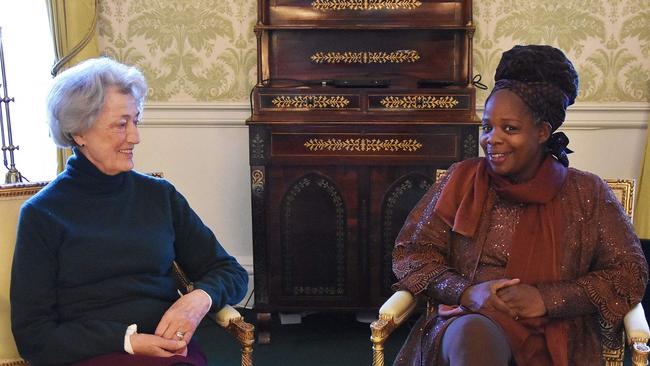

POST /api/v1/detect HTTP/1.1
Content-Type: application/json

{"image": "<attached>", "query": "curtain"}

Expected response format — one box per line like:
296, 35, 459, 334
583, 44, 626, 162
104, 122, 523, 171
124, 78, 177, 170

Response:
45, 0, 100, 173
634, 120, 650, 239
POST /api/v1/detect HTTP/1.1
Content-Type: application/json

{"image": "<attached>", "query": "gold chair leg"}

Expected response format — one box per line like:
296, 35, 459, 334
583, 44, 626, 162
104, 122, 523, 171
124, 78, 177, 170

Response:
226, 317, 255, 366
371, 317, 397, 366
371, 339, 385, 366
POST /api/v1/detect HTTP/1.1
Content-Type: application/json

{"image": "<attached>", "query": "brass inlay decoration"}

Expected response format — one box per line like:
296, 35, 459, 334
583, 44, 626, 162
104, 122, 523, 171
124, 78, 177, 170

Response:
462, 133, 478, 159
271, 95, 350, 109
304, 138, 422, 152
251, 170, 265, 195
311, 50, 420, 64
380, 95, 460, 109
311, 0, 422, 11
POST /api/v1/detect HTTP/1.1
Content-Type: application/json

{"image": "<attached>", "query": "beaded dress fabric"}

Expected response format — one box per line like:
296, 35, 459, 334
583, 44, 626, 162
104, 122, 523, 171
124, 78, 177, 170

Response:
392, 161, 648, 366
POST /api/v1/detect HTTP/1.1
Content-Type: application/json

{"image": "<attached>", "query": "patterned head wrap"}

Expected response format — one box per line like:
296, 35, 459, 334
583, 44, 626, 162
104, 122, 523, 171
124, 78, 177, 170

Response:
487, 45, 579, 166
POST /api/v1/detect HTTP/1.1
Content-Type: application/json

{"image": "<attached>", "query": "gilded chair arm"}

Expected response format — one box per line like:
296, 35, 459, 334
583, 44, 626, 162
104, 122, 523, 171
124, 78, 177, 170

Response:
215, 304, 242, 327
378, 290, 417, 326
213, 305, 255, 366
624, 303, 650, 366
371, 291, 417, 366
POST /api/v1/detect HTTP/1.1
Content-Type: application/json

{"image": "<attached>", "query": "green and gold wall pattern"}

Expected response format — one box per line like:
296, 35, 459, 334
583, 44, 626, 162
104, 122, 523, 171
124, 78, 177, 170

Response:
98, 0, 649, 104
97, 0, 256, 101
474, 0, 650, 103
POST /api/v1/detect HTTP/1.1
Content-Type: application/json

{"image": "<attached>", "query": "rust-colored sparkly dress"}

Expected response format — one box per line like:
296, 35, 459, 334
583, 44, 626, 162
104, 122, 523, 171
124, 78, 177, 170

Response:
392, 160, 648, 366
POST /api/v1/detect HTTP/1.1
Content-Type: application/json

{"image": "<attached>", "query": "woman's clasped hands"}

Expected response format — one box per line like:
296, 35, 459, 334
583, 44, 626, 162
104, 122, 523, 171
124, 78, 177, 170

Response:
130, 290, 212, 357
459, 278, 547, 320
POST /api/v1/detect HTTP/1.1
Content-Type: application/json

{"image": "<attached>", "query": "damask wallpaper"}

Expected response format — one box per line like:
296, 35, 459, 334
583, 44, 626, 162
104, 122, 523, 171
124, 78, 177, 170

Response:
97, 0, 650, 103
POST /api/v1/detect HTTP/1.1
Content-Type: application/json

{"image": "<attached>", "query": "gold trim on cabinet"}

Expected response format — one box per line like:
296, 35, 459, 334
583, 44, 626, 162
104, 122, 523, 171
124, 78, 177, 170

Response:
380, 95, 460, 110
311, 0, 423, 11
271, 95, 351, 109
252, 169, 265, 189
311, 50, 420, 64
304, 138, 422, 152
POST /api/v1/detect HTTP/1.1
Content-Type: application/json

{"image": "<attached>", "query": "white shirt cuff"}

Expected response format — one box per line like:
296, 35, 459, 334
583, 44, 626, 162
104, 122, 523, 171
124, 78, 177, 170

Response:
124, 323, 138, 354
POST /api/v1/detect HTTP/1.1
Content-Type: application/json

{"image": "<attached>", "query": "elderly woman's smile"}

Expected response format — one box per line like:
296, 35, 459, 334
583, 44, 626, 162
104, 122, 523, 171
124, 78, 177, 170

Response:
72, 86, 141, 176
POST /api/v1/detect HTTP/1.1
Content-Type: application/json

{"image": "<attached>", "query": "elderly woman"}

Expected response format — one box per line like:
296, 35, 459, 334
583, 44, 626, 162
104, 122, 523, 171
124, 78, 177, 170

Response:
10, 58, 248, 366
392, 45, 648, 366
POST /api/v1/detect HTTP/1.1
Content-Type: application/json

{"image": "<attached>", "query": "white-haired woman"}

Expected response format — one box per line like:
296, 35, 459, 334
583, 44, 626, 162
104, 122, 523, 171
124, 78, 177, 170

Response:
10, 58, 247, 366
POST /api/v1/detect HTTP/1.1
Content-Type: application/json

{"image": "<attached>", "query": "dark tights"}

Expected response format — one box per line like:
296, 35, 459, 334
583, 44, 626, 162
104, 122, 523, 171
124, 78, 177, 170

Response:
440, 314, 512, 366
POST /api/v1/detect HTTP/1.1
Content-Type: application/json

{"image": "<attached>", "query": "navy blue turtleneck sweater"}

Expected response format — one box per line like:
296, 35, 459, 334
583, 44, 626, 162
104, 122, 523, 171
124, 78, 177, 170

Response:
10, 149, 248, 366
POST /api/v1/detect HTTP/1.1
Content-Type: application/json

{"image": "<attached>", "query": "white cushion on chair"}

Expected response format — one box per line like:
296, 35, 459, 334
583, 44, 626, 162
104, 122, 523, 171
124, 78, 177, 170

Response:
624, 303, 650, 342
214, 304, 242, 327
379, 290, 416, 325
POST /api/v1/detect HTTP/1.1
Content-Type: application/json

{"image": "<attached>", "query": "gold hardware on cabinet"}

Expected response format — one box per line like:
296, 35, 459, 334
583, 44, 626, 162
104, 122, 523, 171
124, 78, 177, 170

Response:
304, 138, 423, 152
271, 95, 351, 109
311, 0, 423, 11
252, 170, 265, 188
380, 95, 460, 109
311, 50, 420, 64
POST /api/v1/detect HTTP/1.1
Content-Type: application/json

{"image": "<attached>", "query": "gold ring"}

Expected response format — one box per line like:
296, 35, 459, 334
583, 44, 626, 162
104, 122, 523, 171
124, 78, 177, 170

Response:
175, 331, 185, 340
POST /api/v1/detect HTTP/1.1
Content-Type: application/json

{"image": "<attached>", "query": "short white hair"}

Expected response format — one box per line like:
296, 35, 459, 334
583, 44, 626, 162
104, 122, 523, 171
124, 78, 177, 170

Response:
46, 57, 147, 147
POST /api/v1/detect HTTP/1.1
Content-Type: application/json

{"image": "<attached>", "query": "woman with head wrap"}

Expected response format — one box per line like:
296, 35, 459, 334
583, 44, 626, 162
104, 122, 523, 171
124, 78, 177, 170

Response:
391, 45, 647, 366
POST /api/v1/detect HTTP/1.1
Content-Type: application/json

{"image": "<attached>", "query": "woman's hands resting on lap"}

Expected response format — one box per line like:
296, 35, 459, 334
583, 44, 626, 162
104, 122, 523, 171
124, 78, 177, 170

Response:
497, 283, 547, 318
130, 334, 188, 357
131, 289, 212, 357
459, 279, 547, 319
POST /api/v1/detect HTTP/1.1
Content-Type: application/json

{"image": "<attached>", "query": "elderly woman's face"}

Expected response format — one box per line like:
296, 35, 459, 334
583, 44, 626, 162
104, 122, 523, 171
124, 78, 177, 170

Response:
73, 86, 140, 175
480, 89, 550, 183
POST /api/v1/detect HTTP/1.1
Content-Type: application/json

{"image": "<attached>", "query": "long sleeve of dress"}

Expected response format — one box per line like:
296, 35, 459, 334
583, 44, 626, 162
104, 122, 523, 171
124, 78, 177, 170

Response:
392, 169, 472, 304
170, 188, 248, 311
11, 204, 127, 366
569, 178, 647, 324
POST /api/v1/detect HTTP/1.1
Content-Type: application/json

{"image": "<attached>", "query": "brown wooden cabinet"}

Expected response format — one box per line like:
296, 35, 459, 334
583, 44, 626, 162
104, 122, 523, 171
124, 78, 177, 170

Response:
248, 0, 479, 339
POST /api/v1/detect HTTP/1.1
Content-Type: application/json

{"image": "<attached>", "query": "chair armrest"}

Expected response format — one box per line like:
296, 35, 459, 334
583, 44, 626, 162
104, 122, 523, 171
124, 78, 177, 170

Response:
371, 291, 417, 366
212, 305, 255, 365
624, 303, 650, 366
378, 290, 416, 326
214, 304, 242, 328
625, 303, 650, 343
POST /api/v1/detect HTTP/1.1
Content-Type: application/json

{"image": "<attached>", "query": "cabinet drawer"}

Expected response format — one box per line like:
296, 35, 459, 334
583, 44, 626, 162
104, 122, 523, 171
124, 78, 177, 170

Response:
271, 132, 460, 160
262, 0, 471, 26
261, 29, 469, 84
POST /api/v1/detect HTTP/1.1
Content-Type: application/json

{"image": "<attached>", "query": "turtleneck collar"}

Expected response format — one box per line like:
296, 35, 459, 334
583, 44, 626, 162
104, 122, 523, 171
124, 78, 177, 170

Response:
63, 147, 128, 195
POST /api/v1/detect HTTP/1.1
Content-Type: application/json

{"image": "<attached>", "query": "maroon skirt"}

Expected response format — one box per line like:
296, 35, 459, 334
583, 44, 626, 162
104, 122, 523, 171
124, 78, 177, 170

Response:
70, 340, 206, 366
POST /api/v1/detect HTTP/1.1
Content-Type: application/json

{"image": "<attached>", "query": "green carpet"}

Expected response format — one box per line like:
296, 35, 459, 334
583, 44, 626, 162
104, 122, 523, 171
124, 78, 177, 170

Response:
195, 309, 638, 366
194, 309, 411, 366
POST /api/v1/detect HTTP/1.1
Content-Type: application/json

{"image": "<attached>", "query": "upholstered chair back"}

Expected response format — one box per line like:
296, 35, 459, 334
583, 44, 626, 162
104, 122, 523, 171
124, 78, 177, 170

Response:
0, 182, 46, 366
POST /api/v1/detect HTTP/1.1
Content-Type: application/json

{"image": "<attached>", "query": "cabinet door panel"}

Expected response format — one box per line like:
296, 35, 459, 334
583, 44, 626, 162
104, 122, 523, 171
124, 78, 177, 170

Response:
266, 166, 360, 308
368, 166, 436, 305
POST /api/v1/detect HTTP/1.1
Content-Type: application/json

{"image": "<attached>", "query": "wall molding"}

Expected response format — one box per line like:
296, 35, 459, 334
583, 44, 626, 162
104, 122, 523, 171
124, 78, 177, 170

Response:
143, 102, 252, 127
143, 102, 649, 129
